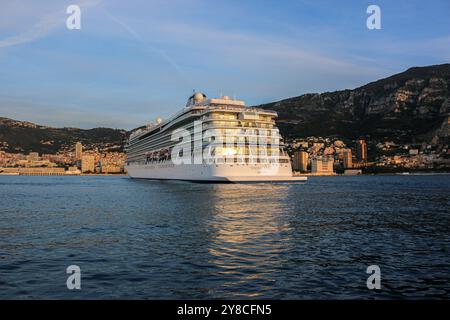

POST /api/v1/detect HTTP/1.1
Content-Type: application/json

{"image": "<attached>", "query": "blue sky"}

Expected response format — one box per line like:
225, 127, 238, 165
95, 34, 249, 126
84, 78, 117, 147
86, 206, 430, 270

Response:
0, 0, 449, 129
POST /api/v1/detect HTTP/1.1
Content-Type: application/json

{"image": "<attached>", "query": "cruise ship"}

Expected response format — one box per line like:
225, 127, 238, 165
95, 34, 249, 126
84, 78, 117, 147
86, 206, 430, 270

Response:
125, 92, 307, 182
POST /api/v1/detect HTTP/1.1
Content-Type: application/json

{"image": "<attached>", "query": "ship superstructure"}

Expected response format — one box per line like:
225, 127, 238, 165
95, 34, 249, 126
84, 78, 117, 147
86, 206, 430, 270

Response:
125, 92, 306, 182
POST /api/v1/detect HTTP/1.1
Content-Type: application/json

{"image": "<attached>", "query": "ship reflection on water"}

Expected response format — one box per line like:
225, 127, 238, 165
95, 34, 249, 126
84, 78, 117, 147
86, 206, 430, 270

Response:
205, 184, 292, 298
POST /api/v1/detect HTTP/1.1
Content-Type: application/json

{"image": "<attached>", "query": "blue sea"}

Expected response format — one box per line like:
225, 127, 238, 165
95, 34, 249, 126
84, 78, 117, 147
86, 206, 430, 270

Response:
0, 175, 449, 299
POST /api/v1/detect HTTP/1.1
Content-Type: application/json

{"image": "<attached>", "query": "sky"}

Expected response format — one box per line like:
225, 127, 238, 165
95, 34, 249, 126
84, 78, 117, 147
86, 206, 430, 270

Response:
0, 0, 449, 129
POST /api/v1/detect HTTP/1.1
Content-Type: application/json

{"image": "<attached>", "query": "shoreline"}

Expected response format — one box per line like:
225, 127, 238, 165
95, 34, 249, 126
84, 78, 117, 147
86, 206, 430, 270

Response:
2, 172, 450, 177
293, 171, 450, 177
0, 172, 128, 176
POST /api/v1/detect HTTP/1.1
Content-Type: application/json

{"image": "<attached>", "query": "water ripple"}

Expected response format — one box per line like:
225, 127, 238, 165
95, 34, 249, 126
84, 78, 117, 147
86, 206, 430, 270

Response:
0, 175, 449, 299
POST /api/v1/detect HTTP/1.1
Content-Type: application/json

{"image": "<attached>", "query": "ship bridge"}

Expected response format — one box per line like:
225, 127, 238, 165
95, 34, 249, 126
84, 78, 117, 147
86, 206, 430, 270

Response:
186, 92, 246, 108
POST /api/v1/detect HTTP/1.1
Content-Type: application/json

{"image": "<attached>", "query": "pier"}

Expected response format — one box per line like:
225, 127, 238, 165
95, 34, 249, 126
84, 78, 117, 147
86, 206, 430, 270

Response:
0, 168, 74, 176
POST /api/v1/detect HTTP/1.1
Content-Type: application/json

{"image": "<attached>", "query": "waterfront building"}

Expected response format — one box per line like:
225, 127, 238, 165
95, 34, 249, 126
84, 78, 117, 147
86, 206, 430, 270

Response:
67, 166, 81, 175
75, 142, 83, 161
0, 167, 66, 175
292, 151, 308, 172
311, 157, 334, 175
27, 152, 39, 162
343, 149, 353, 169
101, 164, 123, 174
81, 155, 95, 173
99, 152, 125, 174
357, 138, 367, 163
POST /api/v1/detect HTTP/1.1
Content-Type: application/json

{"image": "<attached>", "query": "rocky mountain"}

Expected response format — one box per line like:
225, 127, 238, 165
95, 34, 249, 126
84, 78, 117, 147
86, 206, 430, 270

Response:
1, 64, 449, 155
0, 117, 128, 154
256, 64, 450, 145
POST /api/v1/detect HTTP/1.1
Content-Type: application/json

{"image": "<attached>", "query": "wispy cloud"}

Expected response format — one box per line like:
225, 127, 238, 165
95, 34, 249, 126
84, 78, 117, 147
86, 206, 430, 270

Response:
101, 8, 193, 87
0, 0, 102, 48
151, 21, 389, 95
0, 0, 448, 129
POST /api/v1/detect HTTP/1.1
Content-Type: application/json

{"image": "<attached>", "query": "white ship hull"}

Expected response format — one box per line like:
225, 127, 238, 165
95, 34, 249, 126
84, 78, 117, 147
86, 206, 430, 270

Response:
125, 92, 307, 183
126, 162, 307, 183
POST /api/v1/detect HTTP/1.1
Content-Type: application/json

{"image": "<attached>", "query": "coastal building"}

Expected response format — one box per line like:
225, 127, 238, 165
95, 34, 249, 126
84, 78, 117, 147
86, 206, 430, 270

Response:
311, 157, 334, 175
343, 149, 353, 169
0, 167, 66, 175
0, 151, 5, 166
66, 166, 81, 175
292, 151, 308, 172
81, 155, 95, 173
75, 142, 83, 161
310, 143, 324, 155
27, 152, 39, 162
99, 152, 125, 173
101, 164, 123, 174
357, 138, 367, 163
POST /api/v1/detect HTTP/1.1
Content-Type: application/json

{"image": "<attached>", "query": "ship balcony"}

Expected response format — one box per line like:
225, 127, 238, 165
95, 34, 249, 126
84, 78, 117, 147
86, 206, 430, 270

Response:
201, 115, 276, 123
201, 121, 275, 130
202, 155, 291, 165
205, 128, 279, 136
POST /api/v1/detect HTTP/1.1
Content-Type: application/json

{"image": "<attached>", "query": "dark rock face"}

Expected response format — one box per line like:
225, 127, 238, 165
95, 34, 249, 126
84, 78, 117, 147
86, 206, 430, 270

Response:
257, 64, 450, 144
